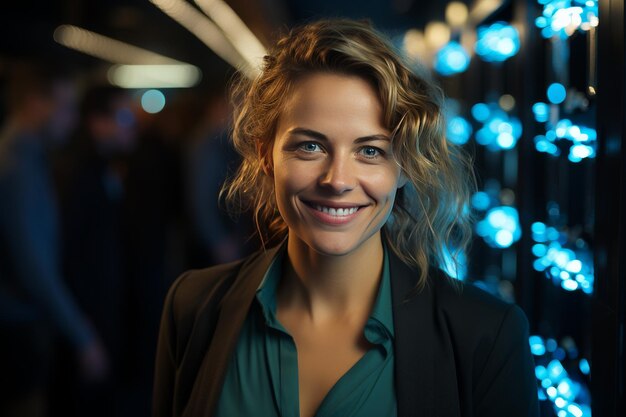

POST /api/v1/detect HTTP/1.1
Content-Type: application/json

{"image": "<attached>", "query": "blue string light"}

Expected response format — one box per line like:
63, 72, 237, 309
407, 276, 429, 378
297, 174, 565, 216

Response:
534, 119, 597, 162
475, 22, 521, 62
532, 85, 596, 162
547, 83, 567, 104
531, 222, 594, 294
476, 206, 522, 248
529, 335, 591, 416
434, 41, 470, 76
471, 102, 522, 150
535, 0, 599, 39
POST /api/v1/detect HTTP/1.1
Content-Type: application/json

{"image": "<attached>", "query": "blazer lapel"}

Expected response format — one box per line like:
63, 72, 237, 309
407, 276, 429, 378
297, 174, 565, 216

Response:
183, 243, 284, 417
182, 242, 435, 417
389, 250, 436, 417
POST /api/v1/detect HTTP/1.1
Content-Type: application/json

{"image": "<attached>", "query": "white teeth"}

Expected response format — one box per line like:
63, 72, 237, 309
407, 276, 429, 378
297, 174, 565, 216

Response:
313, 204, 359, 216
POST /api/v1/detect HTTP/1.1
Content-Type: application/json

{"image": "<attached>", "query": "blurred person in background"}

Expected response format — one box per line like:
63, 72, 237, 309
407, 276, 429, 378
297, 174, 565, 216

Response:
0, 60, 108, 417
183, 86, 256, 269
54, 85, 137, 417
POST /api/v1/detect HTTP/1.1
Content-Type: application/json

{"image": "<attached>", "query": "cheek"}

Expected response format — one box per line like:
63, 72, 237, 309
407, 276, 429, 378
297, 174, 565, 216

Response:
273, 160, 317, 204
362, 167, 402, 204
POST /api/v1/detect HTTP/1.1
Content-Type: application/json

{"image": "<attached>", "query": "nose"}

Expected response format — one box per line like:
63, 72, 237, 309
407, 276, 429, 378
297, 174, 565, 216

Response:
318, 156, 356, 194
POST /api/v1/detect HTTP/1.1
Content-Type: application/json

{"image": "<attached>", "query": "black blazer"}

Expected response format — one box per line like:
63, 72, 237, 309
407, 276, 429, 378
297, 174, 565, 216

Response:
153, 243, 539, 417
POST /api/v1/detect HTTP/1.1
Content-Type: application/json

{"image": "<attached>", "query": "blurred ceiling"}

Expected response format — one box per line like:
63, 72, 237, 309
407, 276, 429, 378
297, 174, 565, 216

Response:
2, 0, 461, 87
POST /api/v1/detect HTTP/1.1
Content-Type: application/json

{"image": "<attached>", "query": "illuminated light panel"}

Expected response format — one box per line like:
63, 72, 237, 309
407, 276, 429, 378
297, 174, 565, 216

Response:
193, 0, 266, 71
434, 41, 470, 76
108, 64, 201, 88
141, 89, 166, 113
149, 0, 256, 79
53, 24, 183, 65
475, 22, 520, 62
535, 0, 598, 39
469, 0, 504, 25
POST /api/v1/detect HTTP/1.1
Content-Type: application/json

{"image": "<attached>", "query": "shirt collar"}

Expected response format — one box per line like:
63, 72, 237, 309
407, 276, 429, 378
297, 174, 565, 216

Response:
255, 243, 395, 338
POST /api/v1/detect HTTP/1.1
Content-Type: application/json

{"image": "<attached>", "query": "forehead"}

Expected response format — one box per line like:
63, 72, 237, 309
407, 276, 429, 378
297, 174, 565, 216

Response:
276, 72, 388, 138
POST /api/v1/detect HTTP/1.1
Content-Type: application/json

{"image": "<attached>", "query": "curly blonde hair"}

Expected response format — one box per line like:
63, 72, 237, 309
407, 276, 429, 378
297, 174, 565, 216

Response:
223, 19, 475, 292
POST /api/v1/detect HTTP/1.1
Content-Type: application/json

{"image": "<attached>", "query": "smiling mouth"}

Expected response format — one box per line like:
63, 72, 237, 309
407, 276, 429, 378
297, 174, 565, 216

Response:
302, 201, 364, 217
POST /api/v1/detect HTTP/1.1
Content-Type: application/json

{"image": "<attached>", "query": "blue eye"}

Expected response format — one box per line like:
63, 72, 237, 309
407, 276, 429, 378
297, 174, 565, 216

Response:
299, 142, 322, 152
359, 146, 382, 158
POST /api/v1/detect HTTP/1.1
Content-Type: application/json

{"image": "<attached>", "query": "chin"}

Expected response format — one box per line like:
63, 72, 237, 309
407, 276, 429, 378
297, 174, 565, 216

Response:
294, 229, 381, 258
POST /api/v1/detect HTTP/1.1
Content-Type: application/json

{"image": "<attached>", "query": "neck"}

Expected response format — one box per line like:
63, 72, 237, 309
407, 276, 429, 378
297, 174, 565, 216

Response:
278, 233, 384, 324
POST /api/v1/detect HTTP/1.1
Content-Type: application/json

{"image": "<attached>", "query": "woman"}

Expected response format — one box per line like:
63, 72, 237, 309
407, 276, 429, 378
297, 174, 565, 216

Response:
153, 19, 538, 417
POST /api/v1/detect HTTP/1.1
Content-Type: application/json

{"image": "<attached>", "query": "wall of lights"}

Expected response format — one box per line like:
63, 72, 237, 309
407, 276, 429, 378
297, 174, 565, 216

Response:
400, 0, 599, 414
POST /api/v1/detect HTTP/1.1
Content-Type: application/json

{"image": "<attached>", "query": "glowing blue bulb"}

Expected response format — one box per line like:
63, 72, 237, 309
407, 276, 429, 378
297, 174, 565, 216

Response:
569, 144, 594, 162
529, 336, 546, 356
141, 89, 166, 114
546, 386, 558, 398
532, 222, 546, 234
475, 22, 520, 62
471, 191, 491, 211
447, 116, 473, 145
535, 0, 598, 39
535, 365, 548, 379
495, 230, 514, 247
547, 83, 567, 104
547, 359, 565, 381
566, 259, 582, 273
579, 358, 590, 375
478, 206, 521, 248
562, 279, 579, 291
532, 102, 550, 123
471, 102, 522, 150
434, 41, 470, 76
496, 132, 515, 149
471, 103, 490, 122
567, 404, 584, 417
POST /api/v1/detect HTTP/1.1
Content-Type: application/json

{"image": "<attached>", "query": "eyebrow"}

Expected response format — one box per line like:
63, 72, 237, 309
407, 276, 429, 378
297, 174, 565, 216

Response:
287, 127, 390, 143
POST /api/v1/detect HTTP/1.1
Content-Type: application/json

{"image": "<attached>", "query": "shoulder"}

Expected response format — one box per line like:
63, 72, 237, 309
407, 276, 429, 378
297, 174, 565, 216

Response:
163, 245, 280, 327
429, 269, 531, 362
432, 270, 522, 322
165, 259, 245, 323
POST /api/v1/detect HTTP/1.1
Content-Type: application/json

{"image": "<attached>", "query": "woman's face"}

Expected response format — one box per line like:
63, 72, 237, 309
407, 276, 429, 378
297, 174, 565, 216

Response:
271, 72, 405, 257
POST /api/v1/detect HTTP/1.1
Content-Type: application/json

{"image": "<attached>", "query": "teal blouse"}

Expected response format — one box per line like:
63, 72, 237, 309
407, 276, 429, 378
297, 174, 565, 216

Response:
214, 247, 397, 417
